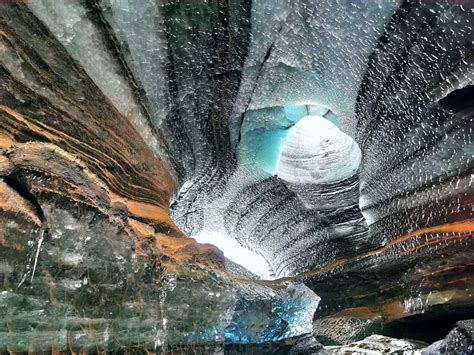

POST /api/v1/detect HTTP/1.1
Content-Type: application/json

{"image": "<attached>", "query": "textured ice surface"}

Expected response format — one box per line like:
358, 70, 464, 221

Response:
167, 0, 400, 277
26, 0, 167, 161
23, 0, 471, 284
323, 335, 425, 353
0, 197, 318, 351
421, 320, 474, 354
278, 115, 361, 185
198, 106, 362, 276
230, 0, 401, 145
2, 0, 473, 350
99, 0, 170, 127
225, 282, 319, 344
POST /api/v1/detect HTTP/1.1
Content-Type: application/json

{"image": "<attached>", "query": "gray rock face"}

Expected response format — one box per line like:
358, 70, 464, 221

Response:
316, 320, 474, 354
291, 334, 323, 354
0, 174, 320, 352
321, 335, 426, 354
422, 320, 474, 355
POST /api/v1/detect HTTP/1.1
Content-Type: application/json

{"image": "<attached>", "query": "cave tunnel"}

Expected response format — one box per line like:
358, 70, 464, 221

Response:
0, 0, 473, 353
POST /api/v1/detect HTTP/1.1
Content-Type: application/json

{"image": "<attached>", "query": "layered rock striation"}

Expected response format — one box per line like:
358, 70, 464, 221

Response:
0, 0, 472, 350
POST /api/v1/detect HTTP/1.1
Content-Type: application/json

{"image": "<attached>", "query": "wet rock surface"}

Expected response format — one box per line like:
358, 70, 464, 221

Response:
321, 335, 427, 354
422, 320, 474, 355
0, 0, 473, 351
0, 151, 319, 351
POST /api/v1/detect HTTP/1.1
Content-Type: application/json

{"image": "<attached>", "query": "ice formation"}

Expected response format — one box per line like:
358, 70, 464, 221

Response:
0, 0, 472, 352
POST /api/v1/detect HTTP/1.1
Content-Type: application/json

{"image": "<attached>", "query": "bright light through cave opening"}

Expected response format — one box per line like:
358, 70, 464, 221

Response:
193, 110, 362, 280
193, 230, 273, 279
4, 0, 472, 349
278, 115, 361, 186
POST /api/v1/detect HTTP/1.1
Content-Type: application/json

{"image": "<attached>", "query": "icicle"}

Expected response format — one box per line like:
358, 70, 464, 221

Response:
31, 229, 45, 283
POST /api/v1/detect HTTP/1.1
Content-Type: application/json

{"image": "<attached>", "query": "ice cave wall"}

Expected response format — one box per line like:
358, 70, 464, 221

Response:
0, 0, 473, 350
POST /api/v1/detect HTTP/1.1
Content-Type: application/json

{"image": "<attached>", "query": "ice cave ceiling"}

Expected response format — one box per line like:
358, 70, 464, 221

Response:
0, 0, 473, 353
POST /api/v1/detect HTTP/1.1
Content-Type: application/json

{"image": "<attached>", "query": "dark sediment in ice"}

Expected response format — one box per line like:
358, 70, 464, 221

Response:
0, 0, 472, 349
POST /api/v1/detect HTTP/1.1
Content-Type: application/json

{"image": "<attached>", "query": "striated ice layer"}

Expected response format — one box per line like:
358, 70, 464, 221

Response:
98, 0, 171, 127
225, 175, 367, 277
278, 115, 361, 185
25, 0, 167, 163
3, 0, 472, 345
323, 335, 425, 353
230, 0, 401, 146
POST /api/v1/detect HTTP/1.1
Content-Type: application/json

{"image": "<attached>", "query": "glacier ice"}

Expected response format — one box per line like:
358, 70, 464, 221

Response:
0, 0, 473, 351
278, 115, 361, 185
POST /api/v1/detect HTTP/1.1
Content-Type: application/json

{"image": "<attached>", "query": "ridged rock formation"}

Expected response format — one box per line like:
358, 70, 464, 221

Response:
0, 0, 473, 351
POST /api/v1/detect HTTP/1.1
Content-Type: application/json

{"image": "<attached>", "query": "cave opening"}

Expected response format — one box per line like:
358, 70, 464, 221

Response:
190, 105, 365, 281
1, 0, 472, 352
277, 113, 361, 187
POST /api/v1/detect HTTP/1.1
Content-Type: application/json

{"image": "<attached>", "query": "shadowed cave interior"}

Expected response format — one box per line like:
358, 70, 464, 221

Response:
0, 0, 473, 353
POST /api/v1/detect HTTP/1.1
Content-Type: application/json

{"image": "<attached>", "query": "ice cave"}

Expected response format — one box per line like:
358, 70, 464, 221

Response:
0, 0, 473, 353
